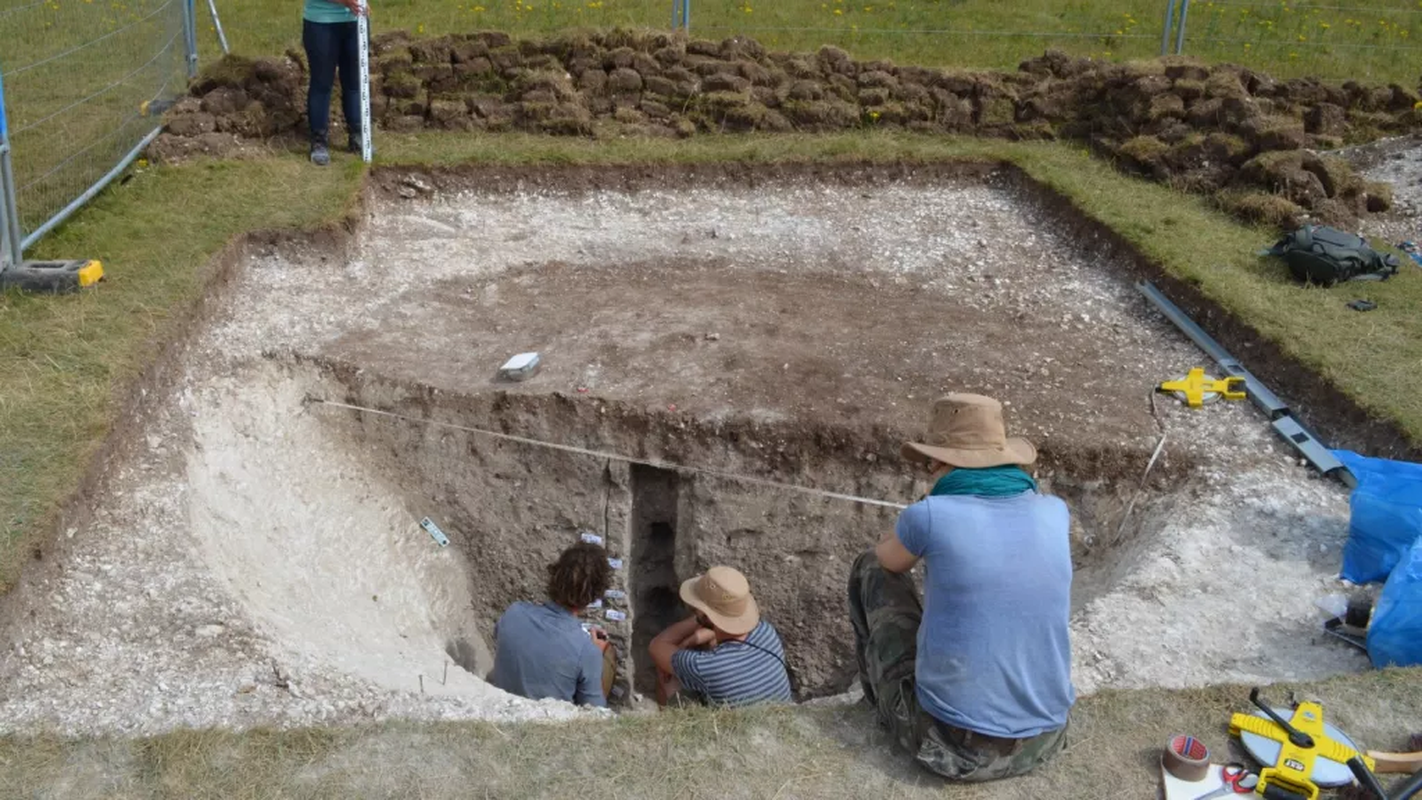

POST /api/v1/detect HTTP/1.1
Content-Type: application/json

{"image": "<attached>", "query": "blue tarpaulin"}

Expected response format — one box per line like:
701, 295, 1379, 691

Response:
1332, 450, 1422, 584
1331, 451, 1422, 668
1368, 536, 1422, 668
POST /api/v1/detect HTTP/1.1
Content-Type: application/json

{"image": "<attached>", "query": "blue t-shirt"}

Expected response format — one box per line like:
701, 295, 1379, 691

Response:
895, 492, 1075, 738
489, 601, 606, 707
671, 620, 793, 707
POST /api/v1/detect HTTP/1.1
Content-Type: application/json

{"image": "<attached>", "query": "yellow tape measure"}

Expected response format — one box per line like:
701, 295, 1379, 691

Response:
1158, 367, 1246, 408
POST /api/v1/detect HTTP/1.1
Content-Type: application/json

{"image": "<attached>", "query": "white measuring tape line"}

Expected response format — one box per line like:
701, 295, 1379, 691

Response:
309, 398, 909, 510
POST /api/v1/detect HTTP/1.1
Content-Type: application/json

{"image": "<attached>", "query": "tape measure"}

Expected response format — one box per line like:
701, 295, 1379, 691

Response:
1158, 367, 1246, 408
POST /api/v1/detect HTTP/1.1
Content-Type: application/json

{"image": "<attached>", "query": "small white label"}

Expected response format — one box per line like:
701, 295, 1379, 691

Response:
604, 589, 625, 600
607, 558, 623, 570
419, 518, 450, 547
581, 622, 592, 632
610, 685, 625, 698
604, 609, 627, 622
580, 531, 604, 546
588, 599, 603, 609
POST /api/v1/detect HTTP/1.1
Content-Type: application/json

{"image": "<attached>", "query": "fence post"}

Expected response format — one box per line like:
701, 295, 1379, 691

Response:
206, 0, 230, 56
0, 67, 23, 271
1174, 0, 1191, 55
181, 0, 199, 77
672, 0, 690, 33
1160, 0, 1178, 56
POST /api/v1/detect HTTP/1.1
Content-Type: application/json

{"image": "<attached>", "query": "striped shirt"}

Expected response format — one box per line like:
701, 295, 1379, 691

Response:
671, 621, 793, 707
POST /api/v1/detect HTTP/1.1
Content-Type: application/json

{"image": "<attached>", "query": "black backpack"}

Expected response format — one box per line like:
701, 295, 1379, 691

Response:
1265, 225, 1399, 286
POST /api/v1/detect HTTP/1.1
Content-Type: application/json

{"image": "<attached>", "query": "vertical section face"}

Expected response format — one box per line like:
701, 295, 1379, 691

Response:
629, 464, 682, 696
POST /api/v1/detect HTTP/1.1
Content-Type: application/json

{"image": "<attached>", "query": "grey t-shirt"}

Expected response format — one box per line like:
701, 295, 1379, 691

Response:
895, 492, 1075, 738
489, 601, 606, 707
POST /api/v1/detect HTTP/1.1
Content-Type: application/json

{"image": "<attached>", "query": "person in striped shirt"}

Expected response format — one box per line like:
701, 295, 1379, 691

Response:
648, 566, 793, 708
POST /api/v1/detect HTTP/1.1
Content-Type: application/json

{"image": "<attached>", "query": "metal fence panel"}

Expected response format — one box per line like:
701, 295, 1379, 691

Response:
0, 0, 188, 250
1169, 0, 1422, 82
207, 0, 1162, 70
0, 68, 22, 270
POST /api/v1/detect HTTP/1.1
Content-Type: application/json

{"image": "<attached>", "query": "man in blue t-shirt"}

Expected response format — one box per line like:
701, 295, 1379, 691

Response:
490, 543, 616, 707
847, 393, 1075, 782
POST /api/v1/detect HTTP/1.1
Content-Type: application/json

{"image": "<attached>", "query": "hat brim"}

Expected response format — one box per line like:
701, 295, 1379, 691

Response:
901, 437, 1038, 469
679, 575, 760, 637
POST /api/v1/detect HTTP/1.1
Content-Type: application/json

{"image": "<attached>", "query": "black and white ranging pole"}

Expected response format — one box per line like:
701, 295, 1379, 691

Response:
357, 0, 372, 163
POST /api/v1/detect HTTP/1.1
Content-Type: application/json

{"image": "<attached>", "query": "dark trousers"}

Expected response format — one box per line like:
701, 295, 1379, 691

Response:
302, 19, 361, 143
847, 550, 1068, 782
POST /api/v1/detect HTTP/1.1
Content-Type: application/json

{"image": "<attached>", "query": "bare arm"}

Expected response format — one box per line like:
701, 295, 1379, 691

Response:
875, 527, 919, 573
649, 615, 704, 675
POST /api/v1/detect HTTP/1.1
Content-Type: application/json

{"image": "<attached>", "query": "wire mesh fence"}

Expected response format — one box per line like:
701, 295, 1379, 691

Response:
0, 0, 188, 251
1171, 0, 1422, 83
198, 0, 1164, 70
203, 0, 1422, 84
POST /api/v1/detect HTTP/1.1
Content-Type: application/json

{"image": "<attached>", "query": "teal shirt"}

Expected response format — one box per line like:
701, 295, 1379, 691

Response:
303, 0, 356, 24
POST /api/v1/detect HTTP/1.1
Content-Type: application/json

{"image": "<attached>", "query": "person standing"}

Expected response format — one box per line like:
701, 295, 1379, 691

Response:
848, 393, 1074, 782
302, 0, 367, 166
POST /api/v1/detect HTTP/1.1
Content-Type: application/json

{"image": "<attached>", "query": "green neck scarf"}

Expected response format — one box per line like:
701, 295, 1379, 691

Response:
930, 465, 1038, 498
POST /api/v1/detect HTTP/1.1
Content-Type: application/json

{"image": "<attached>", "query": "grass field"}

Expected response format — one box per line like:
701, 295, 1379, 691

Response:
0, 0, 187, 235
2, 669, 1419, 798
200, 0, 1422, 82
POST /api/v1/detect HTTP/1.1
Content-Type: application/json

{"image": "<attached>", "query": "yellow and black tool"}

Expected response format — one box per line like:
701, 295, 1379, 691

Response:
1229, 687, 1374, 800
1158, 367, 1246, 408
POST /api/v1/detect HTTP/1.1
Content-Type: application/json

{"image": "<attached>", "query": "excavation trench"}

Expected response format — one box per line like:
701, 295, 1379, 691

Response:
2, 162, 1372, 738
297, 356, 1183, 704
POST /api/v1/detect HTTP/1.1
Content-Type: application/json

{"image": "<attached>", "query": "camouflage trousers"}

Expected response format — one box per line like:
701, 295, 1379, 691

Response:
846, 550, 1068, 782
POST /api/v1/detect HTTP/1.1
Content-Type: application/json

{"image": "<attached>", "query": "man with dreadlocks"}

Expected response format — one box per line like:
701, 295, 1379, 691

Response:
489, 542, 616, 706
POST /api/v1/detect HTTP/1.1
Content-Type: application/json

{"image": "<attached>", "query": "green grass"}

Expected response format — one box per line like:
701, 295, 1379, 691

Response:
0, 155, 361, 591
0, 0, 188, 234
2, 669, 1419, 798
197, 0, 1422, 82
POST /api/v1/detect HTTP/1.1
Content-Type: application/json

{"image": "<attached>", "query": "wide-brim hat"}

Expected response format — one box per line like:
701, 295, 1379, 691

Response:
901, 392, 1037, 469
679, 566, 760, 636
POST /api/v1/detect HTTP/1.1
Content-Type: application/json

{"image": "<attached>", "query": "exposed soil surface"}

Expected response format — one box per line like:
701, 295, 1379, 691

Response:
0, 165, 1368, 735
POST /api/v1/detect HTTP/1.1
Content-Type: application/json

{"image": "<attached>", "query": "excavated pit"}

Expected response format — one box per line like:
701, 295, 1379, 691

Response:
0, 163, 1370, 736
297, 357, 1180, 702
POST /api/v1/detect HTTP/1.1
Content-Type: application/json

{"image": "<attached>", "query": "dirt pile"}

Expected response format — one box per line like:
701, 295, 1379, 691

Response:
151, 31, 1420, 228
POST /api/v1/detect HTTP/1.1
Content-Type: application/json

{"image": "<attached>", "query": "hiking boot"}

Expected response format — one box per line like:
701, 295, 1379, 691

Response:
310, 139, 331, 167
347, 132, 373, 157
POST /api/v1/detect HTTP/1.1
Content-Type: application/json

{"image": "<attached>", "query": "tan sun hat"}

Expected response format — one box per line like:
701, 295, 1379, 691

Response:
679, 566, 760, 636
901, 393, 1037, 469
